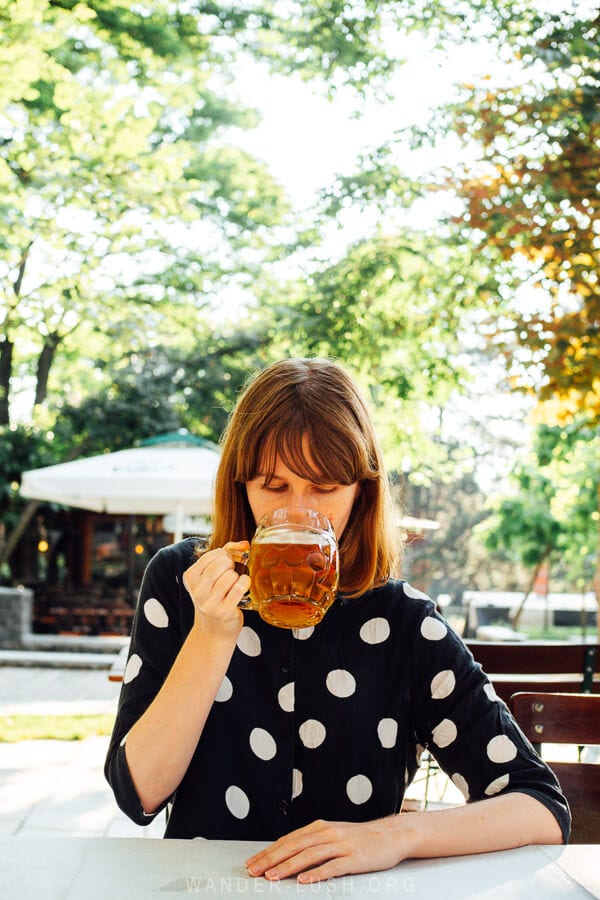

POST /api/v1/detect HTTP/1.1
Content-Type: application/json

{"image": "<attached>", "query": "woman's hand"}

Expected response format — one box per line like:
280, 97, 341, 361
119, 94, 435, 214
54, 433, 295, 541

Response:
183, 541, 251, 641
245, 817, 410, 884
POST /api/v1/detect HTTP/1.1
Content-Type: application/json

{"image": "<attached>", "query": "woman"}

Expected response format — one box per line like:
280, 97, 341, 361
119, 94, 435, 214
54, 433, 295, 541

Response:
105, 357, 569, 883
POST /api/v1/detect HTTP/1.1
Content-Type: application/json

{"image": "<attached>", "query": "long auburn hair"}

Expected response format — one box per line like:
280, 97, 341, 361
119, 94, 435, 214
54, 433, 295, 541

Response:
206, 357, 400, 597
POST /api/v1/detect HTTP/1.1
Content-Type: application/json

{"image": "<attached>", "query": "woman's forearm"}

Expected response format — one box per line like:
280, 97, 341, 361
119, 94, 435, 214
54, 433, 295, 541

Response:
124, 625, 238, 814
245, 792, 564, 884
399, 792, 564, 859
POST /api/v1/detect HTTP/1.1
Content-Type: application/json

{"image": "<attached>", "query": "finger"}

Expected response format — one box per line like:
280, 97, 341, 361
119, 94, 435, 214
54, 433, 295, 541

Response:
224, 540, 250, 564
226, 572, 250, 604
246, 821, 332, 875
223, 540, 251, 551
184, 552, 235, 596
187, 552, 250, 616
297, 856, 355, 884
184, 542, 250, 588
200, 568, 250, 612
262, 843, 345, 882
182, 553, 224, 593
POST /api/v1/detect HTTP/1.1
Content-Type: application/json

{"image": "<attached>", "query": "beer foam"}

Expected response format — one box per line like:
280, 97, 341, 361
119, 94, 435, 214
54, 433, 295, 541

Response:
258, 529, 330, 546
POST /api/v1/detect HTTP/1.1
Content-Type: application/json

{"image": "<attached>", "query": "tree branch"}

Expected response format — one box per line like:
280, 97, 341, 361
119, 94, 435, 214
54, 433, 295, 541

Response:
12, 241, 33, 298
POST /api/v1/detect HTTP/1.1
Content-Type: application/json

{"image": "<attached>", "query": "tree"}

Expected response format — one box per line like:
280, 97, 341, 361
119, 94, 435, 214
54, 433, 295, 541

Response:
258, 229, 499, 466
51, 329, 268, 456
535, 423, 600, 601
480, 424, 599, 635
481, 467, 563, 628
398, 441, 492, 604
1, 0, 336, 428
309, 3, 598, 421
0, 0, 440, 428
434, 6, 600, 422
426, 4, 600, 626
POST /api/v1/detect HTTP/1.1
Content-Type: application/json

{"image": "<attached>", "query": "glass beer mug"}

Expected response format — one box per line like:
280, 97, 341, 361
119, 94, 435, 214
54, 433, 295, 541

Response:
234, 507, 339, 629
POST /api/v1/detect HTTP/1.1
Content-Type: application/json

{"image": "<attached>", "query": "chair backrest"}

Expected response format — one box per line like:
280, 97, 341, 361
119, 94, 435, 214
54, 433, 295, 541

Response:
465, 641, 599, 703
509, 692, 600, 843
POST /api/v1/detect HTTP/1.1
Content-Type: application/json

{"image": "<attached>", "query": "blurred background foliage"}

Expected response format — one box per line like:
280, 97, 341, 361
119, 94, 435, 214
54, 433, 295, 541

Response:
0, 0, 598, 606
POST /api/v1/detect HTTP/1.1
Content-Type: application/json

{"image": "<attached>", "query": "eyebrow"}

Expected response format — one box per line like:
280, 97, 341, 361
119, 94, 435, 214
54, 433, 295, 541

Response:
254, 472, 339, 486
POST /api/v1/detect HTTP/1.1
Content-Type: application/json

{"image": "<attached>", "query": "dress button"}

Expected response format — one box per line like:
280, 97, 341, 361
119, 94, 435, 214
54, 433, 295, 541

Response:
281, 663, 290, 674
279, 800, 289, 814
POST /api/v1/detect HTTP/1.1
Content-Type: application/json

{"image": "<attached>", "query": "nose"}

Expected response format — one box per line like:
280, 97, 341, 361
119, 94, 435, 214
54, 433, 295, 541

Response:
286, 488, 320, 510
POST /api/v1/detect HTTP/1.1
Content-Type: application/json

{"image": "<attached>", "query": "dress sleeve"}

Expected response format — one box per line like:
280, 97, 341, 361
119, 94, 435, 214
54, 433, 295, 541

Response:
104, 542, 193, 825
407, 596, 571, 843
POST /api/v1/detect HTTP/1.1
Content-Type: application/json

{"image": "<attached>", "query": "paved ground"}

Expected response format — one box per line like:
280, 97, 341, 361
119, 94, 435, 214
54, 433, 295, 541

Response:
0, 664, 163, 839
0, 664, 120, 716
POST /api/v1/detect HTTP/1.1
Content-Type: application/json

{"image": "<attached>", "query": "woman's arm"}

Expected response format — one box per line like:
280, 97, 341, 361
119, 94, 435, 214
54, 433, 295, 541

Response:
121, 542, 250, 814
246, 791, 563, 883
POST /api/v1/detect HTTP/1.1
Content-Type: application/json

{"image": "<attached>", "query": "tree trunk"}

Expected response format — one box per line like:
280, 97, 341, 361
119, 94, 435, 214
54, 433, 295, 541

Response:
34, 333, 61, 407
0, 337, 13, 426
511, 548, 552, 630
0, 242, 32, 425
0, 499, 39, 568
2, 438, 90, 568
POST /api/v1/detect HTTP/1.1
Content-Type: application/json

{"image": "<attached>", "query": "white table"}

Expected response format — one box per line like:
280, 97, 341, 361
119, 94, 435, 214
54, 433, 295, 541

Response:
0, 838, 598, 899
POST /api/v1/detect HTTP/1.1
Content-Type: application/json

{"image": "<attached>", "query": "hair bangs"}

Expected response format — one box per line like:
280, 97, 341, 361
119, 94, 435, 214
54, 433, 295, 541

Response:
259, 418, 375, 487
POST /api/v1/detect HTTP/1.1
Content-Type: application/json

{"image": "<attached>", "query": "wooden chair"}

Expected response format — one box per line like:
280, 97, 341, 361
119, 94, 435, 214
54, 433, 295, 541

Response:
466, 641, 599, 704
509, 691, 600, 843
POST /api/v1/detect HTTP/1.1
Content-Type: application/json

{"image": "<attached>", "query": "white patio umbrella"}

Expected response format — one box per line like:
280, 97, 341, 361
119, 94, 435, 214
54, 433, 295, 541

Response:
20, 434, 221, 541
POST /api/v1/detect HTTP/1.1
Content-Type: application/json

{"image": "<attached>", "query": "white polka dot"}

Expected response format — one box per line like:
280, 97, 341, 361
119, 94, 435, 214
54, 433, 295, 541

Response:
237, 626, 261, 657
485, 774, 510, 796
215, 676, 233, 702
225, 785, 250, 819
452, 773, 470, 800
359, 617, 390, 644
120, 732, 129, 747
325, 669, 356, 698
143, 597, 169, 628
123, 653, 142, 684
402, 582, 431, 601
299, 719, 326, 749
346, 774, 373, 805
278, 681, 295, 712
432, 718, 457, 748
377, 718, 398, 749
249, 727, 277, 761
487, 734, 518, 763
293, 626, 314, 640
484, 683, 499, 702
420, 617, 447, 641
292, 768, 303, 799
431, 669, 456, 700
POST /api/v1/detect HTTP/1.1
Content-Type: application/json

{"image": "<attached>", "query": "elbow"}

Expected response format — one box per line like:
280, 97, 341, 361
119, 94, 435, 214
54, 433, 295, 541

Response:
514, 792, 567, 846
124, 743, 173, 817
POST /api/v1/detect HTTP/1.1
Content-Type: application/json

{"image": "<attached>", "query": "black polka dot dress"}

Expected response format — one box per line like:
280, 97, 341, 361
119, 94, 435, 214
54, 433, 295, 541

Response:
104, 539, 571, 842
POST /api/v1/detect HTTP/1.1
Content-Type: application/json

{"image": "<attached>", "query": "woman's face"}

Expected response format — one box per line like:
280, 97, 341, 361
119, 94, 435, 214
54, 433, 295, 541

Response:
245, 439, 360, 539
